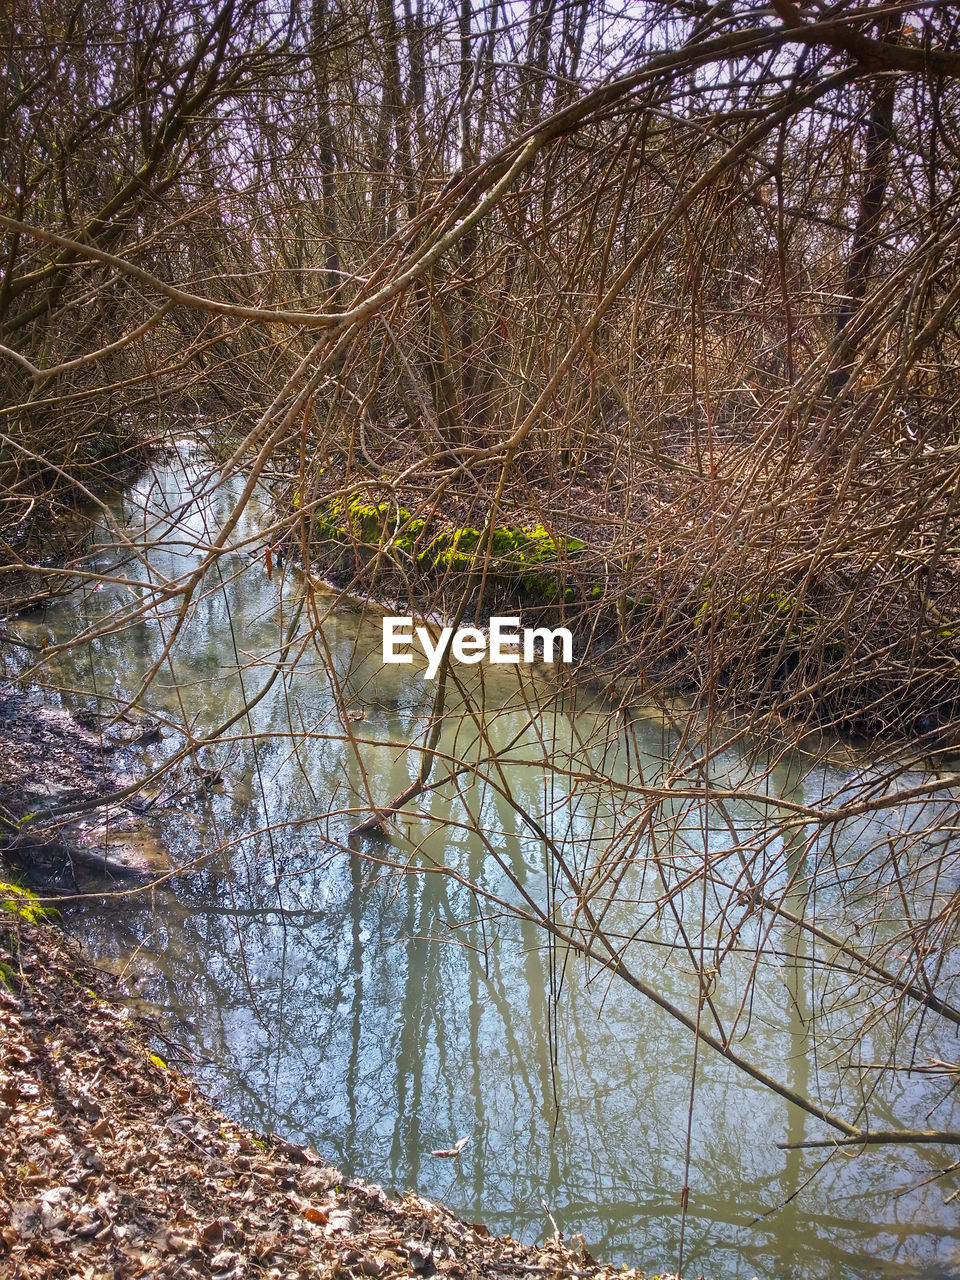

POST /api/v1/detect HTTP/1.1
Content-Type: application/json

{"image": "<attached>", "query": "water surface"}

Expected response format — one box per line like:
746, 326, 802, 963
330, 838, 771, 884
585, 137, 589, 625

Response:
6, 449, 960, 1280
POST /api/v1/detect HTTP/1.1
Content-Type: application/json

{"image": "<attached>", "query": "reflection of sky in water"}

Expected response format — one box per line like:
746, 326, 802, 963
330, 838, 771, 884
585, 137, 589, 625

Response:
8, 449, 960, 1280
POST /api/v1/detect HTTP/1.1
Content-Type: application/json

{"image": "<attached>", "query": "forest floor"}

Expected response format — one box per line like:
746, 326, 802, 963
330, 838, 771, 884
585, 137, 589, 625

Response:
0, 691, 645, 1280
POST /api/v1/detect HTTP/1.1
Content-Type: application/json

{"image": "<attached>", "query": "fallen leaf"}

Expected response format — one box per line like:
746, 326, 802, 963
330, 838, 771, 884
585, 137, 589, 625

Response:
199, 1218, 227, 1245
324, 1208, 357, 1236
300, 1166, 338, 1195
10, 1199, 39, 1239
404, 1239, 434, 1272
430, 1136, 469, 1158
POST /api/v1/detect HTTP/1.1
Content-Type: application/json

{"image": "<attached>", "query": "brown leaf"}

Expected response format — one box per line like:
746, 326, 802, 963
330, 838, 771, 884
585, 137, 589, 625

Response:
10, 1200, 39, 1239
251, 1231, 282, 1260
430, 1136, 469, 1158
324, 1208, 358, 1236
199, 1218, 225, 1245
300, 1167, 338, 1195
403, 1240, 434, 1272
155, 1227, 195, 1255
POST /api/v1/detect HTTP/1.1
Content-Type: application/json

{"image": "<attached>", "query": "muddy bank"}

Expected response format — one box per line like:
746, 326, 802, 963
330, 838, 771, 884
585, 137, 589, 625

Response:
0, 684, 167, 886
0, 916, 636, 1280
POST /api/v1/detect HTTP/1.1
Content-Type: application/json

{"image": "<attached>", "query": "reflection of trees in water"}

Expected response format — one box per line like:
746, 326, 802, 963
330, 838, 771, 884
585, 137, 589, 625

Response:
23, 461, 958, 1276
46, 768, 960, 1278
61, 756, 959, 1274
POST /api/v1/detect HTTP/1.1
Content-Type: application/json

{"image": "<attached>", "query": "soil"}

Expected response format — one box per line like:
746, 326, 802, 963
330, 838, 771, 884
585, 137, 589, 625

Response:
0, 685, 165, 886
0, 916, 635, 1280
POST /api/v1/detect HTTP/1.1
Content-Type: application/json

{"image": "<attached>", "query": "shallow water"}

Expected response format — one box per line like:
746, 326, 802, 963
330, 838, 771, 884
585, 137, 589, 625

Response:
5, 448, 960, 1280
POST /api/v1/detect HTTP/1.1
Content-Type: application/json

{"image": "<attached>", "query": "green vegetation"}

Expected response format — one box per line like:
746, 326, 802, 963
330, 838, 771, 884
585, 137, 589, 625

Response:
0, 881, 51, 925
4, 3, 960, 1271
696, 587, 817, 648
312, 496, 587, 602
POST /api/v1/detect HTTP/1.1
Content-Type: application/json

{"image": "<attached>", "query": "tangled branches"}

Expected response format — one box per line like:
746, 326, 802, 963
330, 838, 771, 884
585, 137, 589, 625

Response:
3, 1, 960, 1258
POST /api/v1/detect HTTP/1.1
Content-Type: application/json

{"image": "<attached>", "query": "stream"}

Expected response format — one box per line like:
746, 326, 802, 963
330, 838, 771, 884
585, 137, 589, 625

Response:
4, 446, 960, 1280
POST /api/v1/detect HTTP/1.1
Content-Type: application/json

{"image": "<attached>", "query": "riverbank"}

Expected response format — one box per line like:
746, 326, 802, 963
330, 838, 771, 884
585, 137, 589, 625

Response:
0, 913, 635, 1280
276, 463, 960, 751
0, 685, 165, 886
0, 689, 648, 1280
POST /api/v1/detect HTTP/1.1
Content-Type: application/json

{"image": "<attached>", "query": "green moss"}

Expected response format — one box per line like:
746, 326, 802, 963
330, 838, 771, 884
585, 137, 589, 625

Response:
696, 586, 816, 648
489, 527, 522, 555
313, 497, 345, 538
820, 640, 848, 663
415, 531, 447, 564
312, 499, 592, 600
0, 882, 50, 924
417, 532, 464, 573
347, 495, 396, 542
421, 523, 584, 575
392, 518, 425, 553
521, 572, 555, 597
451, 528, 482, 552
623, 590, 652, 616
315, 495, 421, 549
